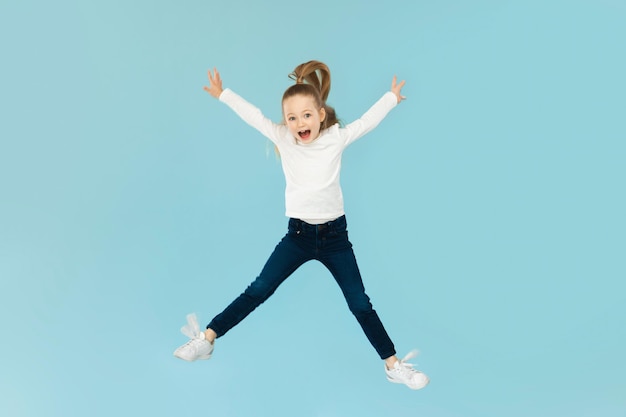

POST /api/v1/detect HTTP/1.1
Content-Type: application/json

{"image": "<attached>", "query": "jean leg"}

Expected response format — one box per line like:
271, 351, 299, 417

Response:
208, 233, 311, 338
321, 246, 396, 360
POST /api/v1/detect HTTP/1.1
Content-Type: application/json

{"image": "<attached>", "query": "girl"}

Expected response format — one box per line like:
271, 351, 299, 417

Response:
174, 61, 429, 390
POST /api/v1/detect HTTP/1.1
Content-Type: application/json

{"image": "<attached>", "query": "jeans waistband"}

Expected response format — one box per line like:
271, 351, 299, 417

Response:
289, 215, 347, 233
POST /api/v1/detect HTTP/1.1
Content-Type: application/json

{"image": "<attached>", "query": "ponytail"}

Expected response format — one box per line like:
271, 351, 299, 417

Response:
289, 61, 331, 102
282, 60, 340, 129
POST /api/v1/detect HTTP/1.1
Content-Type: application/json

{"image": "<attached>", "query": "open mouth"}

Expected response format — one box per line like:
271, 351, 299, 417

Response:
298, 130, 311, 140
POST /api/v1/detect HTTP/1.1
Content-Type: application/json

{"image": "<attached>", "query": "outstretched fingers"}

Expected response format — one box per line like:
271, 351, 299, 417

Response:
208, 67, 220, 85
391, 75, 406, 103
204, 67, 224, 98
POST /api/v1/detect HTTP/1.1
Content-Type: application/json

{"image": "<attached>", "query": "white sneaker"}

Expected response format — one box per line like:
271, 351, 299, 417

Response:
385, 350, 429, 390
173, 313, 214, 361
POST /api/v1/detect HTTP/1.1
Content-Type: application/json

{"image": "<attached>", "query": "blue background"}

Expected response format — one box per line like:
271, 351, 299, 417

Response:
1, 1, 625, 416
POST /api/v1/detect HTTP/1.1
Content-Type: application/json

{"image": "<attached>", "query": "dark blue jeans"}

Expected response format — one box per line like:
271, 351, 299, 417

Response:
207, 215, 396, 360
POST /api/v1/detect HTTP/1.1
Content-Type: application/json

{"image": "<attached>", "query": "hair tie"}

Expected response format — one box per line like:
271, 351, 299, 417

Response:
288, 72, 304, 84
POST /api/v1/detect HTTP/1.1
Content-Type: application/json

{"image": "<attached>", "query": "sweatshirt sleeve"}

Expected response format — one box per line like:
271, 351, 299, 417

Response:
341, 91, 398, 145
219, 88, 286, 143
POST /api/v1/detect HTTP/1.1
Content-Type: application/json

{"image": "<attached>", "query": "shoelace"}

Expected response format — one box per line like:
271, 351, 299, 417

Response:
181, 337, 206, 350
395, 350, 421, 376
181, 313, 203, 339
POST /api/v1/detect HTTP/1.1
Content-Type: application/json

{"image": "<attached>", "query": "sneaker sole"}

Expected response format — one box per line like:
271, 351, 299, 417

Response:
386, 376, 429, 390
173, 352, 212, 361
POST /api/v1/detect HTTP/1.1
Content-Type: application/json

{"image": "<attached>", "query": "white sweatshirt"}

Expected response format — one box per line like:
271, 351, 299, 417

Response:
219, 88, 398, 224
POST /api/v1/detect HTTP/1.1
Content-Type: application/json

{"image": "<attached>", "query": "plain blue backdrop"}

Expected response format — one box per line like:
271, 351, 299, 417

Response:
1, 0, 624, 416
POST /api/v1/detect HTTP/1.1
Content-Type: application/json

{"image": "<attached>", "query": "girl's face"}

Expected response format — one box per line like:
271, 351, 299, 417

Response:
283, 94, 326, 144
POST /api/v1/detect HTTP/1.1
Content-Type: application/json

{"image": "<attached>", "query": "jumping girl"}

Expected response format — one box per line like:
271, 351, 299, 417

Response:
174, 61, 429, 390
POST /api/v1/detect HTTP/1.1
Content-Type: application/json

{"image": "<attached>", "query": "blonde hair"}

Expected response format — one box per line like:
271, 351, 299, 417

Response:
282, 60, 339, 129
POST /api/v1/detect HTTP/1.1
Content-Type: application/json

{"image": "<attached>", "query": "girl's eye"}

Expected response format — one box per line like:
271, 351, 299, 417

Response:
288, 116, 295, 121
304, 113, 311, 118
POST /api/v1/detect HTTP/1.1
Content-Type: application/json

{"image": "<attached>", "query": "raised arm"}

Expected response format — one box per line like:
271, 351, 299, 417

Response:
341, 75, 406, 144
202, 67, 285, 143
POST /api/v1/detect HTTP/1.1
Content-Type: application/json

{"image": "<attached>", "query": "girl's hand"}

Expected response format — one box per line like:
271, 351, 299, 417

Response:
204, 68, 223, 98
391, 75, 406, 103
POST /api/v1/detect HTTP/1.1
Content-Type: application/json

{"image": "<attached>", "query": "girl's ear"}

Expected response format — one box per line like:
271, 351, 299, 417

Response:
319, 106, 326, 122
